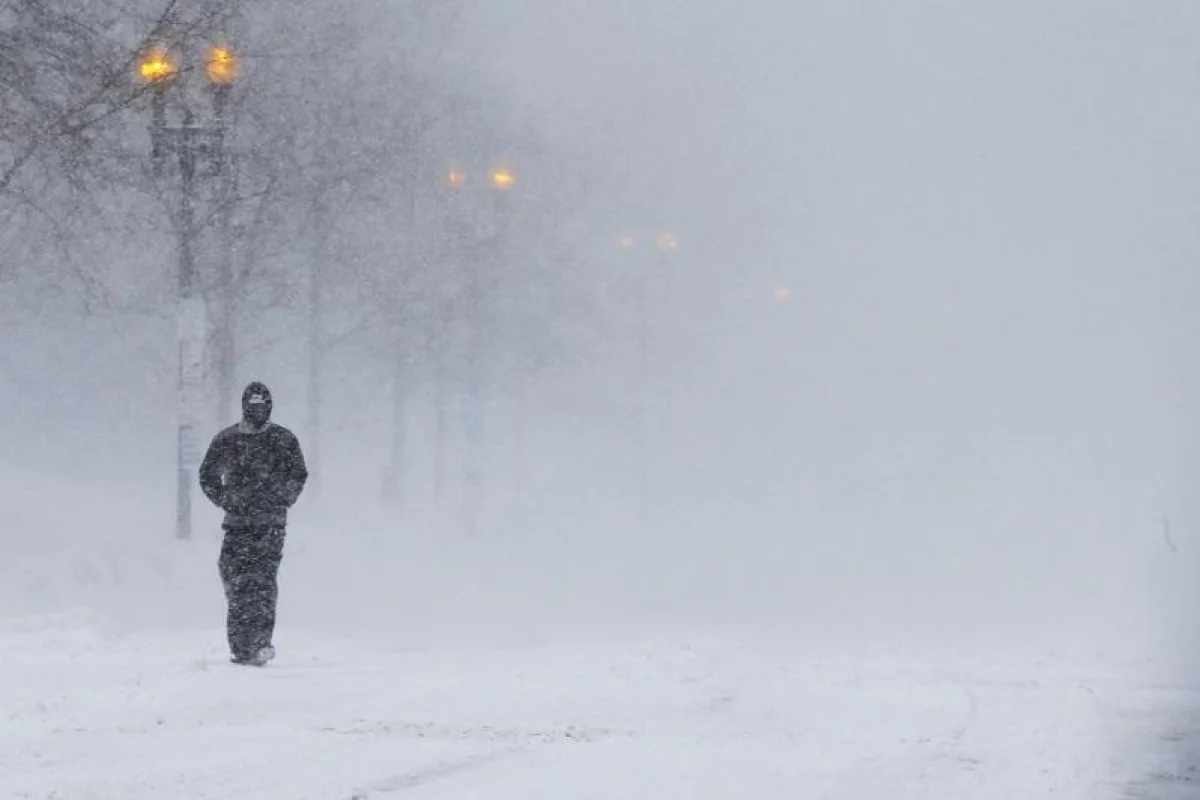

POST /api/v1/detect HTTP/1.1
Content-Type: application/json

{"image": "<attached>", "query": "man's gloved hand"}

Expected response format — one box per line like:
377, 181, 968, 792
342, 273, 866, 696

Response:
219, 488, 250, 514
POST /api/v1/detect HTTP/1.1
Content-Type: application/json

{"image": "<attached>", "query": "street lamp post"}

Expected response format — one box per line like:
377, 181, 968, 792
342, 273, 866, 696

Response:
435, 162, 516, 537
207, 44, 240, 430
458, 165, 513, 536
487, 166, 524, 505
614, 231, 650, 526
433, 165, 469, 514
138, 42, 239, 540
648, 231, 678, 523
616, 228, 679, 529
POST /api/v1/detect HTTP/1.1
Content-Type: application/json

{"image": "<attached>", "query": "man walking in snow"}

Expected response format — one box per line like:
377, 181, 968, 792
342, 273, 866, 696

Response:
199, 382, 308, 666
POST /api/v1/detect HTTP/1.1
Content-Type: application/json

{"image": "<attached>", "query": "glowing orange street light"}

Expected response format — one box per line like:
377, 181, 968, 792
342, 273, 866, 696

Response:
489, 166, 515, 191
446, 167, 467, 189
205, 45, 240, 86
138, 46, 178, 85
773, 285, 792, 302
654, 232, 679, 253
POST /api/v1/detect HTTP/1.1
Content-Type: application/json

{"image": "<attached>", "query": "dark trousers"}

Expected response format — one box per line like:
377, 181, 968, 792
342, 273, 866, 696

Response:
218, 525, 285, 658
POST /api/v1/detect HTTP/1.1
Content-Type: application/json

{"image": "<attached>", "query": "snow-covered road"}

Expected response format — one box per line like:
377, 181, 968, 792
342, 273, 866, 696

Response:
1, 461, 1194, 798
1, 616, 1192, 799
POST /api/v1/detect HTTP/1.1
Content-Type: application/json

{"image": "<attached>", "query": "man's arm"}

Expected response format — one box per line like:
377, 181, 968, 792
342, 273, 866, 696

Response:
198, 433, 228, 508
280, 431, 308, 508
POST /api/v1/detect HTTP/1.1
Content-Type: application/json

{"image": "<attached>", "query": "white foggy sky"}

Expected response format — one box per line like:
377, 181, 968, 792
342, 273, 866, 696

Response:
443, 1, 1200, 641
476, 0, 1198, 443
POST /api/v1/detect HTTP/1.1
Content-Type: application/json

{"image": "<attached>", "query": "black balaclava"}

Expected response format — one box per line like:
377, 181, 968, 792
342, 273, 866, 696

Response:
241, 381, 273, 430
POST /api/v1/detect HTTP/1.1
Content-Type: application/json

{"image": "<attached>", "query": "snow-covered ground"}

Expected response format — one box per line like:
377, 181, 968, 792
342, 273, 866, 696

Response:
0, 618, 1195, 799
2, 462, 1197, 798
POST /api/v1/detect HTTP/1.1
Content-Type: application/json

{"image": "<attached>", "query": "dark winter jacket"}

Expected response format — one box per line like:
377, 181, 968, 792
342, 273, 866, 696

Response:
199, 422, 308, 527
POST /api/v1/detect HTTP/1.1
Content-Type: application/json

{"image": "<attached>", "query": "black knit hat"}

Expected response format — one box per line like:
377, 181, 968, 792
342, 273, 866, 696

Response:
242, 381, 272, 412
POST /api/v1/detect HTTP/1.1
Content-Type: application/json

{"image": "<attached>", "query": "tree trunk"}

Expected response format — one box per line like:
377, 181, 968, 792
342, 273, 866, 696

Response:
306, 247, 324, 500
433, 342, 447, 512
384, 344, 405, 507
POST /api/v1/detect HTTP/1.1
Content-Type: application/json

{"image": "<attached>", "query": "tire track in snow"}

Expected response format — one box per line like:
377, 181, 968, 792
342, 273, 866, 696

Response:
322, 720, 628, 744
348, 747, 524, 798
340, 722, 625, 798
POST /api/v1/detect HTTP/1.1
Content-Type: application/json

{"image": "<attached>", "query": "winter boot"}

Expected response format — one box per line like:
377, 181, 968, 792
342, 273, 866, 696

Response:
230, 647, 272, 667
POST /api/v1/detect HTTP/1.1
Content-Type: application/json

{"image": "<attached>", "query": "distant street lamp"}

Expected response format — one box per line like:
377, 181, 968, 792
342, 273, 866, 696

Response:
204, 45, 241, 86
137, 41, 239, 540
654, 232, 679, 253
139, 46, 175, 167
773, 284, 792, 302
488, 166, 515, 192
138, 46, 178, 84
446, 166, 467, 190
